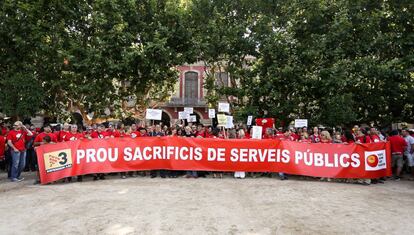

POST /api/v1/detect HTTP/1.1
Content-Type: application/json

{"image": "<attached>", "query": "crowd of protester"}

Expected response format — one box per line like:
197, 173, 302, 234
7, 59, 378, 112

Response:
0, 120, 413, 186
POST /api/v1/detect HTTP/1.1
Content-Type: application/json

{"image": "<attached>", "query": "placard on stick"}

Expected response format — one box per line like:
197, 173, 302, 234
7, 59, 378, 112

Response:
217, 114, 227, 126
187, 115, 197, 123
294, 119, 308, 128
184, 107, 193, 114
145, 109, 162, 120
225, 116, 234, 129
178, 111, 190, 120
218, 102, 230, 113
208, 109, 216, 119
247, 116, 253, 126
252, 126, 263, 139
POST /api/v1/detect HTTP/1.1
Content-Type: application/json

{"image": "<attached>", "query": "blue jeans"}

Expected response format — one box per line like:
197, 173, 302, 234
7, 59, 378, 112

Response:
11, 150, 26, 179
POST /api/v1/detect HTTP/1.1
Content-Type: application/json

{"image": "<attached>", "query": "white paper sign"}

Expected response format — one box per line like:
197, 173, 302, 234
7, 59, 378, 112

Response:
218, 102, 230, 113
187, 115, 197, 123
225, 116, 234, 129
178, 111, 190, 120
252, 126, 263, 139
145, 109, 162, 120
247, 116, 253, 126
184, 107, 193, 114
208, 109, 216, 119
294, 119, 308, 128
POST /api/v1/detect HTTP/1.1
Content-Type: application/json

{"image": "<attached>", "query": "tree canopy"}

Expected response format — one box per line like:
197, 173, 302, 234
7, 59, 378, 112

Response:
1, 0, 413, 127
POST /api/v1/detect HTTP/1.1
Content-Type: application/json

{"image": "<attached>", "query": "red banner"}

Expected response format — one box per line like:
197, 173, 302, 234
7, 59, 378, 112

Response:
35, 137, 391, 184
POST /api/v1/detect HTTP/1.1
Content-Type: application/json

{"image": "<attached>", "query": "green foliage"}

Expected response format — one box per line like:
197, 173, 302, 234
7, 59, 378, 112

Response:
0, 0, 413, 127
189, 0, 414, 127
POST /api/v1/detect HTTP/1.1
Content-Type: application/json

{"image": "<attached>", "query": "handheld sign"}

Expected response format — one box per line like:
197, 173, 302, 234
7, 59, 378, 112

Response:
145, 109, 162, 120
217, 114, 227, 126
218, 102, 230, 113
184, 107, 193, 114
188, 115, 197, 123
178, 111, 190, 120
225, 116, 234, 129
208, 109, 216, 119
252, 126, 263, 139
294, 119, 308, 128
247, 116, 253, 126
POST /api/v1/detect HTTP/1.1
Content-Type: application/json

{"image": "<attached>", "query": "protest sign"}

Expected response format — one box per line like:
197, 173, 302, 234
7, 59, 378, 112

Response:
36, 138, 391, 184
218, 102, 230, 113
145, 109, 162, 120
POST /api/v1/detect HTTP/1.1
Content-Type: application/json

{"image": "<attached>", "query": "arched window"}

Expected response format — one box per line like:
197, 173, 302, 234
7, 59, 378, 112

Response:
184, 71, 198, 104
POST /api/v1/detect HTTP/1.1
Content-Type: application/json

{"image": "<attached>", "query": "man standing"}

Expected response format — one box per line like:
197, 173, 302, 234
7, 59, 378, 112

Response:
388, 130, 407, 180
7, 121, 33, 182
402, 129, 414, 177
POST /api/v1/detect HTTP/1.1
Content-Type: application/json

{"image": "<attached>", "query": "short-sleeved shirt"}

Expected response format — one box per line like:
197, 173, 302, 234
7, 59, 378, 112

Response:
388, 135, 407, 154
0, 136, 6, 157
35, 132, 58, 144
7, 130, 27, 151
64, 132, 84, 141
404, 135, 414, 154
91, 131, 109, 139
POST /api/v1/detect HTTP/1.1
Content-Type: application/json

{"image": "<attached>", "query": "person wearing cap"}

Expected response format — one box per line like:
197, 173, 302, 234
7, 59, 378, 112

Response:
7, 121, 33, 182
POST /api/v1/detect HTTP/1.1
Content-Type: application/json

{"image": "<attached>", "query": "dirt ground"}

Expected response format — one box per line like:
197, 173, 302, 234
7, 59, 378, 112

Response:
0, 172, 414, 235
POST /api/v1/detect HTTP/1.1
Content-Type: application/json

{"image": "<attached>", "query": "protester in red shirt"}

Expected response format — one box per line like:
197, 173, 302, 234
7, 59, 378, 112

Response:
388, 130, 407, 180
289, 127, 299, 141
34, 124, 57, 146
369, 127, 381, 143
0, 133, 5, 161
310, 127, 321, 143
64, 125, 84, 141
356, 129, 372, 144
7, 121, 33, 182
343, 130, 355, 144
129, 124, 141, 138
262, 128, 274, 139
91, 124, 109, 139
320, 131, 332, 143
299, 132, 312, 143
58, 123, 70, 142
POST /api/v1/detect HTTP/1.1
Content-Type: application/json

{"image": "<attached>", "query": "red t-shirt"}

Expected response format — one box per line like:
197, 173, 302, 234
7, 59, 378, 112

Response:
0, 127, 8, 136
299, 139, 312, 144
7, 130, 27, 151
388, 135, 407, 154
58, 130, 69, 142
106, 130, 121, 138
255, 118, 274, 131
129, 131, 141, 138
91, 131, 109, 139
196, 131, 206, 138
356, 135, 372, 143
0, 136, 5, 158
290, 133, 299, 141
35, 132, 58, 144
64, 132, 84, 141
311, 134, 321, 143
370, 135, 381, 143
